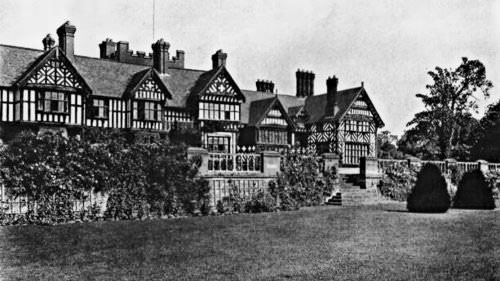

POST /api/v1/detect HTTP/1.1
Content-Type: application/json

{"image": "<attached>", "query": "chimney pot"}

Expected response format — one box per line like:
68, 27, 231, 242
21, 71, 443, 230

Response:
42, 34, 56, 51
326, 75, 339, 117
99, 38, 116, 59
296, 69, 315, 97
211, 49, 227, 69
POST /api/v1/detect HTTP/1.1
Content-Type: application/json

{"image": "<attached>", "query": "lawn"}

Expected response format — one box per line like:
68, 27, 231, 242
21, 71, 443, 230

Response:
0, 203, 498, 281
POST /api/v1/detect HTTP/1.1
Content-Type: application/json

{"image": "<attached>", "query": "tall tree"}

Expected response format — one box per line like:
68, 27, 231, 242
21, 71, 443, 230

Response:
405, 57, 492, 159
471, 99, 500, 161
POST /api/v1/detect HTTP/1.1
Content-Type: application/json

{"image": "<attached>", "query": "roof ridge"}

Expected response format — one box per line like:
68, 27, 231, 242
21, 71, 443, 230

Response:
0, 44, 44, 52
168, 67, 208, 73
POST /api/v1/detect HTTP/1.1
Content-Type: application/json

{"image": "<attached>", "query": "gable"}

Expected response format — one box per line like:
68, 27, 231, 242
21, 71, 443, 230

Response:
124, 68, 171, 102
261, 104, 288, 126
199, 67, 245, 103
342, 89, 384, 127
135, 77, 165, 100
249, 97, 295, 128
16, 48, 90, 93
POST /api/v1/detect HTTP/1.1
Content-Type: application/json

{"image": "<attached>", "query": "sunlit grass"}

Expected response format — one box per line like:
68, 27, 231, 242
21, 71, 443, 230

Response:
0, 203, 498, 280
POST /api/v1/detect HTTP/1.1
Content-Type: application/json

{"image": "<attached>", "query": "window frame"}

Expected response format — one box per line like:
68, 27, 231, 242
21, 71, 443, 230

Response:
89, 98, 109, 119
36, 90, 69, 114
137, 100, 162, 121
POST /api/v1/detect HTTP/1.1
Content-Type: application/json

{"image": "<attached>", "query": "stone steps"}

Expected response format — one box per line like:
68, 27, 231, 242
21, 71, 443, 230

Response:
325, 182, 379, 206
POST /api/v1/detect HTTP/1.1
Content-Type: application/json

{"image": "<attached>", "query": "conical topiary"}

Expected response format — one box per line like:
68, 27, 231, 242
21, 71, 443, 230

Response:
407, 163, 450, 213
453, 169, 495, 209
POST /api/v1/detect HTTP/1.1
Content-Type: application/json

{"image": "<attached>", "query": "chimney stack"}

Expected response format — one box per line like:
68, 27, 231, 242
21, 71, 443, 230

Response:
151, 39, 170, 74
56, 21, 76, 60
99, 38, 116, 59
42, 34, 55, 51
296, 69, 315, 98
174, 50, 185, 68
256, 80, 275, 93
212, 49, 227, 69
326, 76, 339, 117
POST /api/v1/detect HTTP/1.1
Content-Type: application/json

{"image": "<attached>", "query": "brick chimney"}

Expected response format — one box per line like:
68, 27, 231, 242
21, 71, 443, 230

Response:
326, 76, 339, 117
99, 38, 116, 59
296, 69, 315, 98
256, 80, 275, 93
151, 39, 170, 74
56, 21, 76, 60
212, 49, 227, 69
117, 41, 132, 61
42, 34, 55, 51
173, 50, 185, 68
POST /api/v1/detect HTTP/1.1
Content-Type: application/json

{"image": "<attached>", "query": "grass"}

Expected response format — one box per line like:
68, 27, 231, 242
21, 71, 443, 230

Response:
0, 202, 499, 280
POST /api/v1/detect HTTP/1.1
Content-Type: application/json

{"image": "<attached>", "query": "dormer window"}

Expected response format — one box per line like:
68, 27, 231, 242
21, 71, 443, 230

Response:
89, 98, 109, 119
37, 91, 68, 114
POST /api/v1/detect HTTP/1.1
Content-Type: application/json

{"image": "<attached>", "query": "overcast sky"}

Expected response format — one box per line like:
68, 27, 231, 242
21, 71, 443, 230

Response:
0, 0, 498, 135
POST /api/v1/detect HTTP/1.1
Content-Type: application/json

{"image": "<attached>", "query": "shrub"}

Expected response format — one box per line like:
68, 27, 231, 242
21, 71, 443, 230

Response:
275, 153, 335, 208
378, 161, 417, 201
268, 180, 299, 211
217, 181, 246, 214
407, 163, 451, 213
453, 170, 495, 209
0, 130, 209, 225
244, 190, 277, 213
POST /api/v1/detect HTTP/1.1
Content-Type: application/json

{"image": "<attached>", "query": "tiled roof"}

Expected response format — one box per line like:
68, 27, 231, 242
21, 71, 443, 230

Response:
248, 97, 276, 126
304, 87, 363, 124
241, 90, 306, 124
0, 44, 212, 106
0, 45, 44, 86
0, 44, 383, 127
161, 68, 209, 107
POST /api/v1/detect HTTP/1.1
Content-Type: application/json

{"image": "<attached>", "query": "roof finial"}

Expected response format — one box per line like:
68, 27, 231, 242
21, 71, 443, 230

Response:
361, 81, 364, 87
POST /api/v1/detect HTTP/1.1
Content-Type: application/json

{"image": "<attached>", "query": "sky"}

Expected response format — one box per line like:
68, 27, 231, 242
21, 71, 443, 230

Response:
0, 0, 498, 136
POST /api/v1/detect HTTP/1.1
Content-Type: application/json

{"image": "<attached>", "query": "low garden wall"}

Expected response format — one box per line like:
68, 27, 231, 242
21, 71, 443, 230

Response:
371, 157, 500, 203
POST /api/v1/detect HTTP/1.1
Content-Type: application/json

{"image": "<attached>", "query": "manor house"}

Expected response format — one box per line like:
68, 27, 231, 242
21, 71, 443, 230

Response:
0, 22, 384, 166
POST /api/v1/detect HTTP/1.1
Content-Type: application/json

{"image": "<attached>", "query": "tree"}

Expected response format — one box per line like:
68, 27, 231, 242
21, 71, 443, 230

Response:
471, 99, 500, 161
404, 57, 492, 159
407, 163, 450, 213
377, 130, 402, 159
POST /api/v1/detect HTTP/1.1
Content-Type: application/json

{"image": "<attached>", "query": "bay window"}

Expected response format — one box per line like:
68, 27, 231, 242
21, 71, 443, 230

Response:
37, 91, 68, 114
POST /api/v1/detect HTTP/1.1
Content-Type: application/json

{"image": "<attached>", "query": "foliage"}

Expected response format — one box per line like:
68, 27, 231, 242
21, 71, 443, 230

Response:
169, 125, 201, 147
471, 99, 500, 162
407, 163, 451, 213
453, 169, 495, 209
275, 153, 335, 208
244, 190, 277, 213
447, 164, 465, 186
0, 129, 209, 225
378, 161, 417, 201
377, 130, 403, 159
217, 181, 247, 214
401, 57, 492, 160
484, 170, 500, 203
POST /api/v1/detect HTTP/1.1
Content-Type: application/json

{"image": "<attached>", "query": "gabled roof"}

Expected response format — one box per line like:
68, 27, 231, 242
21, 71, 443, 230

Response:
324, 87, 384, 127
14, 47, 92, 93
288, 105, 303, 117
73, 55, 152, 98
248, 96, 295, 128
0, 44, 210, 105
304, 87, 364, 124
194, 66, 246, 102
161, 68, 207, 107
124, 68, 171, 100
241, 90, 306, 124
0, 45, 44, 87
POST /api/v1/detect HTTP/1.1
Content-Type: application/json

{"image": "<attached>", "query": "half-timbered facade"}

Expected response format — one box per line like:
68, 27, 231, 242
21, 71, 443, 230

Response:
0, 21, 384, 165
